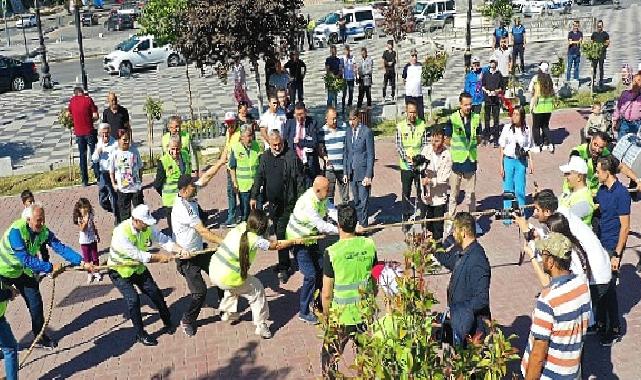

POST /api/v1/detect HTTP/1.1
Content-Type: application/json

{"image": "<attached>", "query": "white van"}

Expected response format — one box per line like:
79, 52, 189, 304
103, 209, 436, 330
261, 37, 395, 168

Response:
314, 6, 377, 46
414, 0, 456, 25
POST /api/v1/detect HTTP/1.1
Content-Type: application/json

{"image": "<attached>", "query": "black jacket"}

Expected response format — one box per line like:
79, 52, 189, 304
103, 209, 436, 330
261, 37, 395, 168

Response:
250, 145, 305, 213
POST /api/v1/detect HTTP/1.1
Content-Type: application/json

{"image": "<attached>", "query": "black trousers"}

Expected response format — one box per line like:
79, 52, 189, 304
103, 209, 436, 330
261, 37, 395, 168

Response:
116, 190, 143, 223
472, 104, 483, 132
176, 253, 224, 327
421, 204, 446, 240
109, 269, 171, 337
164, 206, 173, 236
383, 70, 396, 98
590, 283, 609, 331
357, 82, 372, 109
483, 96, 500, 141
321, 323, 365, 379
592, 57, 605, 86
0, 274, 44, 340
270, 202, 292, 271
342, 80, 355, 112
532, 112, 552, 147
512, 43, 525, 72
401, 169, 421, 219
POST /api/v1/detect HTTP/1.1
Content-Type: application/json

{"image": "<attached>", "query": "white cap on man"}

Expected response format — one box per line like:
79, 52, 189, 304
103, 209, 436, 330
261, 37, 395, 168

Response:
559, 156, 588, 175
131, 204, 157, 225
471, 56, 480, 64
98, 123, 110, 131
539, 62, 549, 74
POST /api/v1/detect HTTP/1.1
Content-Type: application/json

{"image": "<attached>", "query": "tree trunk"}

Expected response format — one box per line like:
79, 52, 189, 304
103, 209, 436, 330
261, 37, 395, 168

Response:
254, 61, 264, 117
186, 63, 195, 122
68, 129, 73, 180
147, 117, 153, 166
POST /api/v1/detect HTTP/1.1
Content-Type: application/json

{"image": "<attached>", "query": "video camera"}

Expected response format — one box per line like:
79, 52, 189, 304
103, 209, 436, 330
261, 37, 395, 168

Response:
514, 143, 528, 161
411, 154, 430, 176
495, 192, 522, 221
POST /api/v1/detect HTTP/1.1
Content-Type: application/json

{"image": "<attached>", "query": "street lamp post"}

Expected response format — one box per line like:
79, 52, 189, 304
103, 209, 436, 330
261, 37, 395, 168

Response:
73, 0, 88, 90
2, 0, 10, 46
21, 19, 28, 56
464, 0, 472, 73
35, 0, 52, 89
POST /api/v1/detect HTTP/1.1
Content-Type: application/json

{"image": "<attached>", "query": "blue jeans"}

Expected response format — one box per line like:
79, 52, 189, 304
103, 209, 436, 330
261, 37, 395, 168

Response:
0, 317, 18, 380
566, 53, 580, 81
226, 172, 238, 224
503, 156, 527, 210
351, 178, 370, 227
294, 244, 322, 316
327, 91, 338, 108
0, 274, 44, 340
239, 191, 259, 222
98, 171, 118, 221
618, 119, 640, 140
76, 133, 97, 185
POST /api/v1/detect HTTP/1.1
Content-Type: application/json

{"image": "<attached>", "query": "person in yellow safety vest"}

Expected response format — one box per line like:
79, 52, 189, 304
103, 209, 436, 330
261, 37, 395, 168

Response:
286, 176, 339, 324
0, 204, 89, 349
208, 209, 304, 339
220, 112, 242, 228
0, 282, 19, 380
153, 137, 192, 234
320, 204, 377, 377
229, 124, 262, 222
446, 92, 482, 235
396, 100, 430, 224
306, 14, 316, 50
107, 204, 186, 346
568, 131, 641, 196
559, 156, 595, 226
162, 115, 199, 175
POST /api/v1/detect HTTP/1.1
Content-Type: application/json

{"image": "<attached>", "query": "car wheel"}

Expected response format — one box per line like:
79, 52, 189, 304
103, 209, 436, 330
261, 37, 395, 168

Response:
11, 76, 25, 91
167, 54, 180, 67
119, 61, 133, 75
329, 34, 339, 44
364, 29, 373, 39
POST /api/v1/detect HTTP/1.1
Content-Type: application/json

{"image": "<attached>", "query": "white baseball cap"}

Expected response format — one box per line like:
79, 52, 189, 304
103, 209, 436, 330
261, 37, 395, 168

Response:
224, 111, 237, 122
471, 56, 480, 64
539, 62, 549, 74
131, 204, 157, 225
559, 156, 588, 175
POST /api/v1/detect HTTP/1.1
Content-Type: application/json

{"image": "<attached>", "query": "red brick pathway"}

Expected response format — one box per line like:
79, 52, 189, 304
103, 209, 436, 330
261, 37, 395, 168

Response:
1, 109, 639, 379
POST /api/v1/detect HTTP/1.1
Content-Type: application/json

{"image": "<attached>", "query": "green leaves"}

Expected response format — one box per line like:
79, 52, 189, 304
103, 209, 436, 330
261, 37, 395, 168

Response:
57, 108, 73, 130
581, 40, 606, 62
138, 0, 187, 46
143, 96, 163, 121
551, 57, 566, 78
324, 73, 346, 93
481, 0, 513, 23
421, 51, 447, 87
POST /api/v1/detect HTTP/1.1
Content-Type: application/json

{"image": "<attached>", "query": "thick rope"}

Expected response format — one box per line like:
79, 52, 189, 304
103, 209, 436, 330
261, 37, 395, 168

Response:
19, 275, 56, 370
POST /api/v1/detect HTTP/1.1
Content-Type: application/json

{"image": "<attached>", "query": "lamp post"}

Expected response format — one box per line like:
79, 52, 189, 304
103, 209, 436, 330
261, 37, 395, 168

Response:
35, 0, 52, 89
72, 0, 88, 90
2, 0, 10, 46
21, 19, 28, 55
464, 0, 472, 73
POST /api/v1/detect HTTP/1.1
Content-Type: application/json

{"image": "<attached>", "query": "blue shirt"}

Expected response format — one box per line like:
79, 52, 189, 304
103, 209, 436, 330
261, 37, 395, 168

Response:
595, 180, 631, 252
325, 56, 341, 76
494, 27, 508, 46
568, 31, 583, 55
8, 227, 82, 273
512, 25, 525, 44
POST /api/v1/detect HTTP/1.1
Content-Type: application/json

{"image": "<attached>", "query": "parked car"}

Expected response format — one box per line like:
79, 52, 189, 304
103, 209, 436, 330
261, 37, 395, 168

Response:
0, 56, 39, 92
104, 13, 134, 31
15, 14, 37, 28
103, 35, 183, 74
522, 0, 565, 16
575, 0, 613, 4
314, 6, 376, 46
117, 2, 142, 20
81, 12, 99, 26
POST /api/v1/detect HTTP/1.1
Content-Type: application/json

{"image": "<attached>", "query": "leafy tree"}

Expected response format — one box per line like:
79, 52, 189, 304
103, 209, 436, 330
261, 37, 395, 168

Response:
482, 0, 513, 24
175, 0, 304, 113
138, 0, 187, 46
382, 0, 415, 42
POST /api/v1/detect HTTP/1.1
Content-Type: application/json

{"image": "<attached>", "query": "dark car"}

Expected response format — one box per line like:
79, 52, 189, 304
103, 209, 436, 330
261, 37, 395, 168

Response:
0, 56, 39, 92
81, 12, 99, 27
104, 14, 134, 31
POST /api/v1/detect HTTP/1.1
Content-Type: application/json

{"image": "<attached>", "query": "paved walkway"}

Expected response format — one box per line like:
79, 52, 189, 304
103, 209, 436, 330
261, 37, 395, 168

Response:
0, 109, 639, 379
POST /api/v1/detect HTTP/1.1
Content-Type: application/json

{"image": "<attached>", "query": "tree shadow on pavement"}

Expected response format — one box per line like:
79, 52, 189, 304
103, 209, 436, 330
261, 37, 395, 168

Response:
369, 192, 402, 224
0, 142, 35, 162
253, 268, 299, 334
198, 340, 292, 379
548, 126, 570, 147
501, 314, 531, 376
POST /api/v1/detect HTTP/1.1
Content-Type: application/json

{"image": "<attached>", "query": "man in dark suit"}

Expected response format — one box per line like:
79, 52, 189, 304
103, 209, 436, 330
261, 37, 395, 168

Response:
343, 109, 375, 227
434, 212, 491, 345
282, 102, 320, 188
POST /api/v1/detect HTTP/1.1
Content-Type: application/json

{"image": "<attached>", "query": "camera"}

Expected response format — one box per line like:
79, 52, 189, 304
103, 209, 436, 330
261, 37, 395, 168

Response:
495, 192, 522, 220
411, 154, 430, 176
514, 144, 528, 161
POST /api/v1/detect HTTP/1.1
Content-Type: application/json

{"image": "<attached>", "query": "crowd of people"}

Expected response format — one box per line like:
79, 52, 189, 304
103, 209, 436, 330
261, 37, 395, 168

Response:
1, 16, 641, 380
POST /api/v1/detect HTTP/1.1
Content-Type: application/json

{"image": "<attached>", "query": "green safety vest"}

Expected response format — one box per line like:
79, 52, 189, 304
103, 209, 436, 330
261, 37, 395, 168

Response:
559, 186, 595, 225
328, 237, 376, 325
0, 219, 49, 279
231, 141, 261, 193
397, 119, 427, 170
108, 221, 150, 278
159, 151, 192, 207
286, 188, 328, 239
161, 131, 191, 154
307, 20, 316, 32
533, 96, 555, 114
0, 281, 8, 317
563, 144, 611, 195
449, 112, 479, 163
209, 223, 259, 288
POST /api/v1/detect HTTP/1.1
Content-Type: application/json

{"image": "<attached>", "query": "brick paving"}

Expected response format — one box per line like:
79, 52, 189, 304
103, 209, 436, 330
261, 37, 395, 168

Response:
0, 109, 640, 379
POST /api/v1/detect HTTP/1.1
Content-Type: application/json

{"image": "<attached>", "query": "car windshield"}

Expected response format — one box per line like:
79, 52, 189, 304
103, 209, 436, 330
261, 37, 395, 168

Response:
414, 3, 436, 14
118, 36, 139, 51
324, 13, 339, 24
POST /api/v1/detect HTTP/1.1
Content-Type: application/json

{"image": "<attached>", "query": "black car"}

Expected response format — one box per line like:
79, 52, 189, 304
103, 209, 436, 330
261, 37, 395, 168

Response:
0, 56, 39, 92
81, 12, 99, 27
104, 14, 134, 31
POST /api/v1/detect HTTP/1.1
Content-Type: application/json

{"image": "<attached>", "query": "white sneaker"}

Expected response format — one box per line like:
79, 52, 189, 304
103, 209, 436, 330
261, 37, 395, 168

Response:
86, 273, 94, 284
221, 312, 240, 322
547, 144, 555, 153
93, 272, 103, 282
255, 323, 272, 339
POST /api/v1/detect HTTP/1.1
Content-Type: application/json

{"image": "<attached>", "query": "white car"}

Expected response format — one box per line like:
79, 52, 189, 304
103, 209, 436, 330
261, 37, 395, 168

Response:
103, 35, 183, 74
15, 14, 37, 28
314, 6, 376, 46
522, 0, 565, 16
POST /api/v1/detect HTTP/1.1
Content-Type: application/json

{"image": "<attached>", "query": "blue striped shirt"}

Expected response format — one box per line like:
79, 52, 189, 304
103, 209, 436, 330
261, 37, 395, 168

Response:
321, 123, 347, 171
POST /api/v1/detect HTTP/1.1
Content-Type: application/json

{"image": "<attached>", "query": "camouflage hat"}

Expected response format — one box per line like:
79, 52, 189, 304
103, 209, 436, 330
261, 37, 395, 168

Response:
535, 232, 572, 260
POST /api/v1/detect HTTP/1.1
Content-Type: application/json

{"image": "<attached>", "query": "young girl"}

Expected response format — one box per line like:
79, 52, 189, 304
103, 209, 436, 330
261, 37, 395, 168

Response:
73, 198, 101, 283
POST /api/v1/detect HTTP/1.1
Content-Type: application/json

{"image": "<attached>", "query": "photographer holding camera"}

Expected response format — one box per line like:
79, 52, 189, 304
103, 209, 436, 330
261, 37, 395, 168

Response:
499, 107, 534, 223
418, 127, 452, 241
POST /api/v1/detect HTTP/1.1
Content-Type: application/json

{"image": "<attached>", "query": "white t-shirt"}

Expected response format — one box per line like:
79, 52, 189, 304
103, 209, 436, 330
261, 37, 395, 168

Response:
78, 213, 98, 245
498, 124, 533, 158
259, 109, 287, 148
492, 48, 512, 77
404, 63, 423, 97
108, 147, 143, 193
171, 196, 203, 252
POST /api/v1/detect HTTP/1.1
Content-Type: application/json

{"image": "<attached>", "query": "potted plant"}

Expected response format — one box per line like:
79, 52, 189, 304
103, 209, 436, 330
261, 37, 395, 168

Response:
550, 57, 566, 88
581, 40, 605, 93
143, 96, 163, 164
323, 72, 345, 94
58, 108, 74, 180
421, 50, 447, 119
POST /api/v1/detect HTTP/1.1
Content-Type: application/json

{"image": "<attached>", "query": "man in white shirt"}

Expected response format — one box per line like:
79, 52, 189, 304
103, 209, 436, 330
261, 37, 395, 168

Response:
259, 95, 287, 149
92, 123, 119, 222
492, 37, 512, 77
341, 45, 356, 115
108, 204, 186, 346
419, 127, 452, 240
109, 131, 144, 223
402, 48, 424, 120
171, 176, 226, 336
